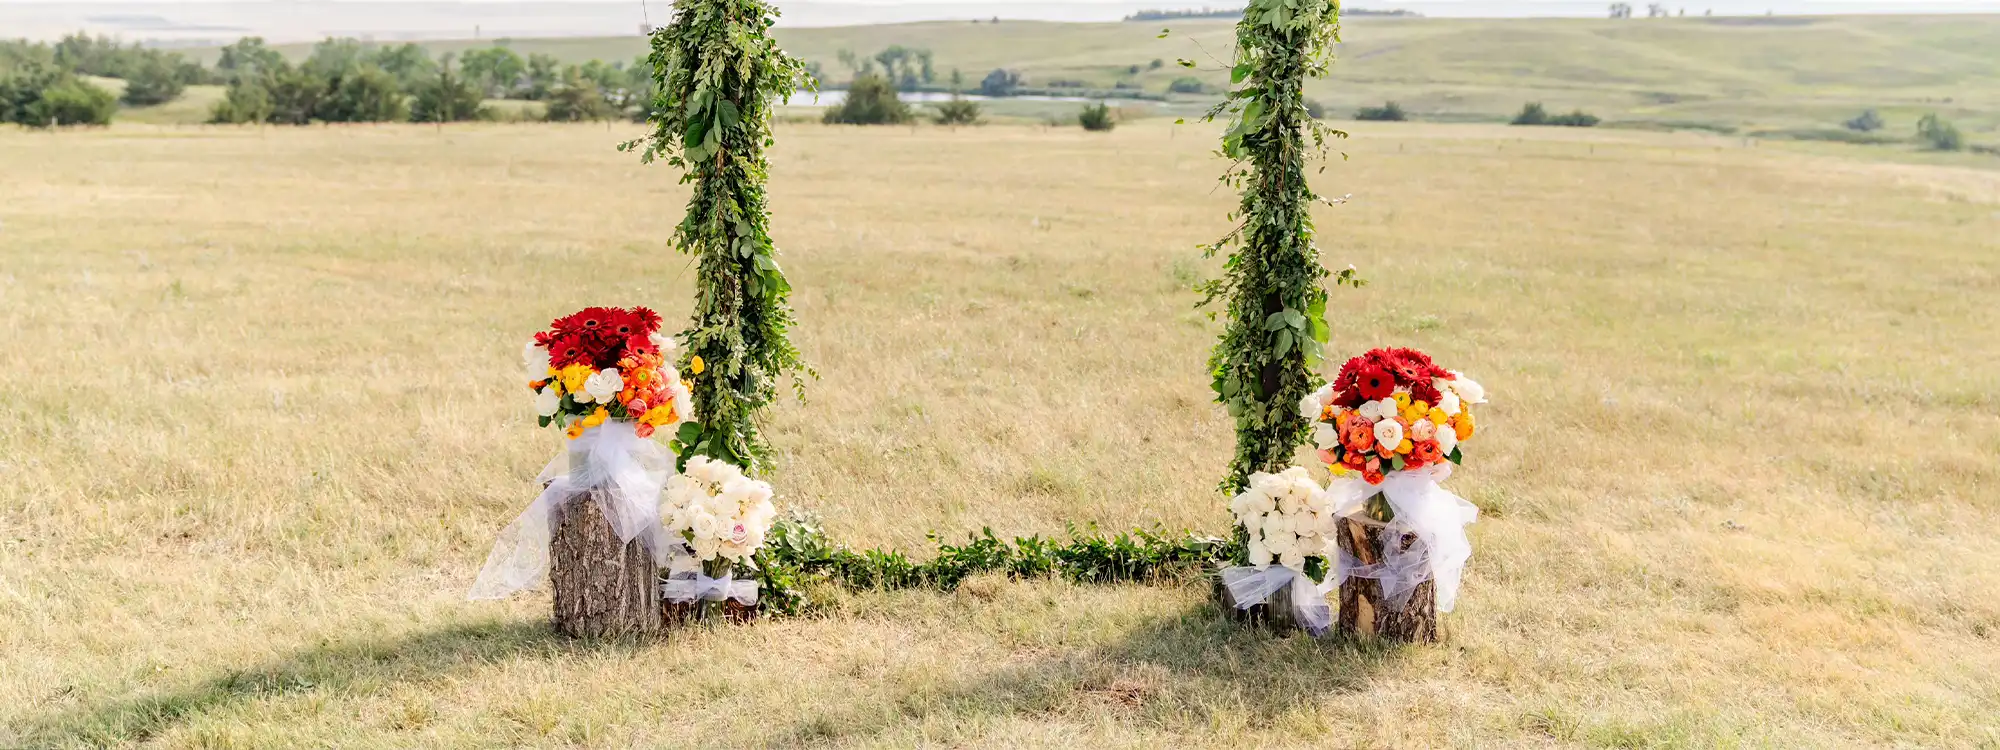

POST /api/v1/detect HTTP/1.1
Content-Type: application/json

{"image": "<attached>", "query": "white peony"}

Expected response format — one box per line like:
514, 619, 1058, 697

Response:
584, 368, 623, 404
1448, 371, 1487, 404
1374, 418, 1405, 453
1313, 422, 1340, 450
523, 342, 552, 384
534, 385, 561, 417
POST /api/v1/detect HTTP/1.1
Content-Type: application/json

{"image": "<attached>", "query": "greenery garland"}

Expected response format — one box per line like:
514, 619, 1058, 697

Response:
624, 0, 812, 475
1193, 0, 1360, 495
755, 515, 1242, 616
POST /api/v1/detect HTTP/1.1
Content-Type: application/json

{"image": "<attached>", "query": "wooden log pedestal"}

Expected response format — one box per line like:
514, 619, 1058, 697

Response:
1333, 500, 1440, 644
548, 450, 662, 638
1211, 565, 1307, 633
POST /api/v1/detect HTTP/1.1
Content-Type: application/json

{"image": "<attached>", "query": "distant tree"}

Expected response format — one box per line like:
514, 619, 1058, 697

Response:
1148, 58, 1165, 70
1303, 98, 1325, 119
822, 72, 911, 125
1918, 113, 1964, 151
1, 63, 115, 127
1078, 101, 1115, 131
916, 49, 935, 84
459, 47, 526, 97
934, 96, 981, 125
978, 68, 1021, 96
216, 37, 285, 79
120, 54, 186, 106
1168, 76, 1205, 94
209, 76, 273, 123
371, 43, 439, 89
1843, 109, 1884, 132
1547, 109, 1601, 127
948, 68, 964, 92
1647, 3, 1670, 17
1608, 3, 1634, 18
318, 66, 408, 122
409, 54, 485, 123
262, 67, 331, 125
303, 37, 368, 78
1511, 101, 1550, 125
1353, 101, 1407, 121
544, 72, 616, 121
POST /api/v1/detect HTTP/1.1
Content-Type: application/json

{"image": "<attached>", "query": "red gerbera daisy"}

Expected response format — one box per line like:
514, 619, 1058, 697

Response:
630, 306, 663, 335
1411, 380, 1442, 406
1355, 365, 1396, 400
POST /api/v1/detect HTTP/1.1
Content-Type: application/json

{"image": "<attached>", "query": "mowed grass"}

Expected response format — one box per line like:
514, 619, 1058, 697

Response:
2, 121, 1999, 748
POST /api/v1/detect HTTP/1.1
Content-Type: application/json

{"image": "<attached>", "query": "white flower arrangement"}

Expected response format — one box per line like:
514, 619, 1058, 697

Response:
662, 456, 779, 569
1228, 467, 1338, 573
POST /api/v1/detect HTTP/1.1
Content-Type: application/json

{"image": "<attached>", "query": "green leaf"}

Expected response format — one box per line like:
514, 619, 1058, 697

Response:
717, 99, 740, 130
1447, 447, 1463, 465
1274, 329, 1294, 356
1263, 312, 1289, 331
1391, 454, 1406, 471
677, 422, 704, 444
1230, 63, 1251, 84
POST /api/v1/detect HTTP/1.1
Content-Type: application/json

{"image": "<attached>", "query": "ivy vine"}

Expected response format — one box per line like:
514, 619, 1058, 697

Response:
1188, 0, 1361, 495
623, 0, 812, 475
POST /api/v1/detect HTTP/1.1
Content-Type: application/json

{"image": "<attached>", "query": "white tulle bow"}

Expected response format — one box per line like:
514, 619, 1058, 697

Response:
1324, 464, 1479, 613
468, 421, 675, 600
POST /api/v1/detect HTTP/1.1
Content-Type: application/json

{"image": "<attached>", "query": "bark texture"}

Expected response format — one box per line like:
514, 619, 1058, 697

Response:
1212, 565, 1304, 633
1334, 514, 1439, 643
550, 491, 662, 638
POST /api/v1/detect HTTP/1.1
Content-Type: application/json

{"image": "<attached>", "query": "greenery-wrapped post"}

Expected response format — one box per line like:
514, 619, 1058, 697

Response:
1192, 0, 1359, 629
627, 0, 812, 622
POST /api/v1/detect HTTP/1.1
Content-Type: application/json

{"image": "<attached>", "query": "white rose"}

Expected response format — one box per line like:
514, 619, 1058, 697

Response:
1276, 492, 1302, 516
1374, 418, 1405, 453
1264, 533, 1295, 555
523, 342, 552, 383
1299, 392, 1324, 421
1436, 424, 1458, 456
1263, 512, 1295, 539
719, 542, 747, 562
1438, 391, 1462, 417
1251, 490, 1276, 515
1279, 549, 1306, 572
649, 331, 678, 354
1248, 471, 1285, 495
1378, 397, 1399, 416
1449, 371, 1486, 404
1303, 489, 1331, 514
1247, 539, 1272, 569
1229, 490, 1263, 519
534, 385, 561, 417
692, 537, 719, 561
690, 511, 720, 541
1313, 422, 1340, 450
584, 368, 623, 404
669, 383, 694, 421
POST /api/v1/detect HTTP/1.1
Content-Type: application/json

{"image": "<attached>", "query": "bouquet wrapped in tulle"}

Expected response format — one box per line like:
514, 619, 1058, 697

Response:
1299, 347, 1486, 484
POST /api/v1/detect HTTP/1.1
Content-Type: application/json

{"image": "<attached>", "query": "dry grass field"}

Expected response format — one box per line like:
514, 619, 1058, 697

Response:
2, 120, 1999, 748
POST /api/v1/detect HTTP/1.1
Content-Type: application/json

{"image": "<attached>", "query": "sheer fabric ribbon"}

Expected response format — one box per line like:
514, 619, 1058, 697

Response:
1322, 464, 1479, 613
468, 421, 674, 600
660, 571, 760, 606
1218, 565, 1334, 636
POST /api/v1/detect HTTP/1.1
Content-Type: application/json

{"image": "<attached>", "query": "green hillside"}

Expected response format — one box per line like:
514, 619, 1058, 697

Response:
183, 15, 2000, 133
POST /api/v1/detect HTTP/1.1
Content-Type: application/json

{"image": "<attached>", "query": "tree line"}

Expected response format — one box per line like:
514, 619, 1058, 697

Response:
0, 33, 659, 127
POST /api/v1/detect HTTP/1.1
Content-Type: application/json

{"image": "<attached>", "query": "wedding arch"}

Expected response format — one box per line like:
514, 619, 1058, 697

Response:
472, 0, 1481, 644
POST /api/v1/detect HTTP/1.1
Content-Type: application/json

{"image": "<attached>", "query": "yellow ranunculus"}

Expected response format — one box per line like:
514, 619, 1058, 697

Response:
565, 421, 586, 439
558, 364, 592, 394
1392, 392, 1411, 407
582, 407, 609, 428
689, 355, 705, 375
1428, 407, 1450, 425
1397, 439, 1414, 454
1330, 464, 1350, 476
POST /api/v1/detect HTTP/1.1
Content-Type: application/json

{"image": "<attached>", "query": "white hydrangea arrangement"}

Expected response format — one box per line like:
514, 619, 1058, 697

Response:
662, 456, 779, 573
1228, 467, 1339, 572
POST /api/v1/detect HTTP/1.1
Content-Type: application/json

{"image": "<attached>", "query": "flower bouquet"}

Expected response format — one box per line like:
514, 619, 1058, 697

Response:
1302, 347, 1485, 634
1218, 467, 1342, 635
469, 306, 696, 604
660, 456, 779, 623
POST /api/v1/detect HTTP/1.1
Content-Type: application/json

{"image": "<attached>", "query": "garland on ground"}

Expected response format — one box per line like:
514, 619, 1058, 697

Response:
1194, 0, 1359, 496
626, 0, 812, 475
754, 515, 1242, 616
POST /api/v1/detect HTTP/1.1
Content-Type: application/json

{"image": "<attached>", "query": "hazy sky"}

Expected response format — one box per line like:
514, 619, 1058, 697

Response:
4, 0, 1997, 43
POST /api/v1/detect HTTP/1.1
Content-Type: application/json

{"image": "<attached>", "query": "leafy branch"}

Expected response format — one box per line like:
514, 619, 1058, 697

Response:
622, 0, 814, 475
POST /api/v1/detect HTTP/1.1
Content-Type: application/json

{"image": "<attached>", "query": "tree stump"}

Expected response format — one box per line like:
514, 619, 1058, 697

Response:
1211, 565, 1305, 633
550, 489, 662, 638
1334, 514, 1439, 643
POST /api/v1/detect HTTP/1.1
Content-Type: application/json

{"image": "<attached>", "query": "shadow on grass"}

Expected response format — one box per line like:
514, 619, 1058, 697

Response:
778, 594, 1409, 745
21, 617, 624, 747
